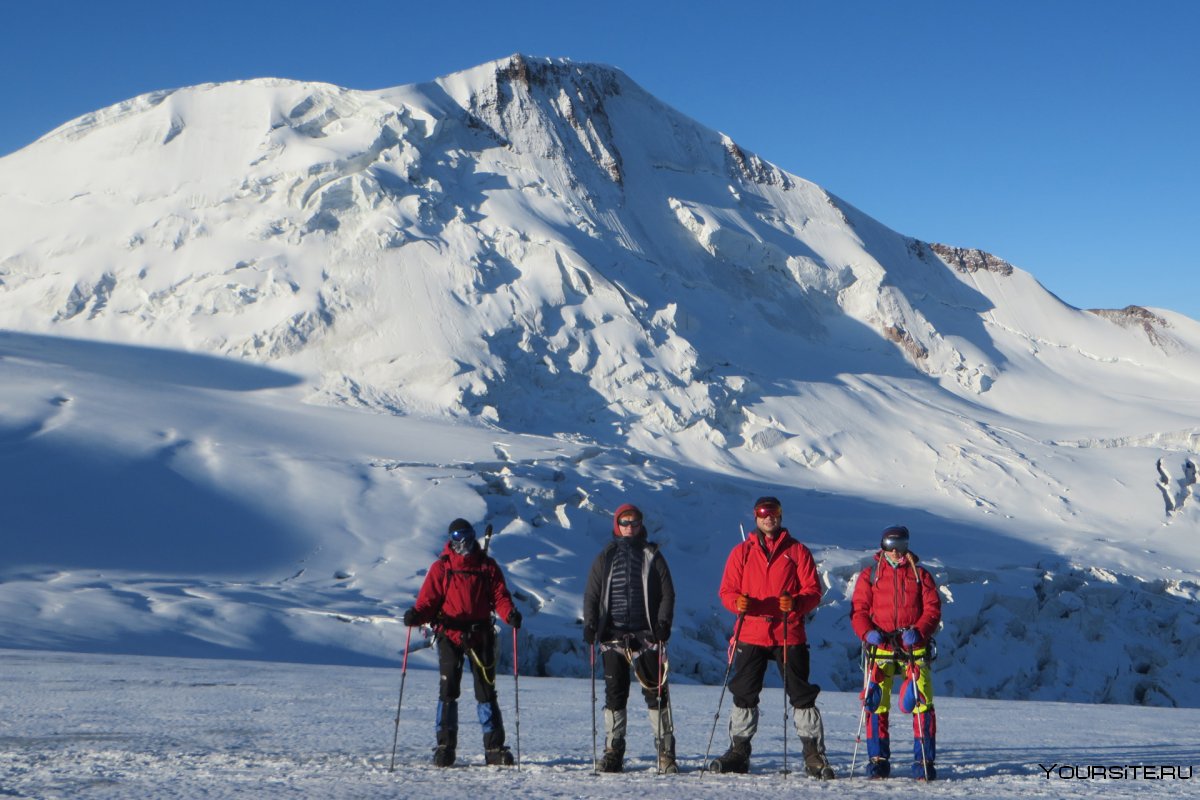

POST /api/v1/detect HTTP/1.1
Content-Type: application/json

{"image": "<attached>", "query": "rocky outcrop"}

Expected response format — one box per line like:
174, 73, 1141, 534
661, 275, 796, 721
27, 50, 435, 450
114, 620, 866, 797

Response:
1088, 305, 1174, 348
462, 54, 625, 185
722, 137, 793, 189
930, 243, 1015, 276
882, 322, 930, 361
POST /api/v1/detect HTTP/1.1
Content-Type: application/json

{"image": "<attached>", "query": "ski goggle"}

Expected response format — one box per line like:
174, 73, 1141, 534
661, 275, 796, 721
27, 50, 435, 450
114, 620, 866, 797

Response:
449, 527, 475, 554
881, 533, 909, 554
754, 504, 781, 519
449, 526, 475, 542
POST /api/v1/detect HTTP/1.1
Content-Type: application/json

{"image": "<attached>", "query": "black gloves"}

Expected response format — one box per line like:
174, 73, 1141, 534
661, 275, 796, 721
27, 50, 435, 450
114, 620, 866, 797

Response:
507, 609, 523, 629
402, 608, 419, 627
583, 625, 596, 645
657, 622, 671, 643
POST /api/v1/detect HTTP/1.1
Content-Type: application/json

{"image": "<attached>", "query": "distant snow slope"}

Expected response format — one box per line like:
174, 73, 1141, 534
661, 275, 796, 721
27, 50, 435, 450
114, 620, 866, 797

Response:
1, 55, 1197, 705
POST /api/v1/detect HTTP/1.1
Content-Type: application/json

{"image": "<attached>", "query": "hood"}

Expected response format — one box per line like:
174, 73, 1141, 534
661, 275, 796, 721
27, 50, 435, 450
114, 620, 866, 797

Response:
612, 503, 645, 537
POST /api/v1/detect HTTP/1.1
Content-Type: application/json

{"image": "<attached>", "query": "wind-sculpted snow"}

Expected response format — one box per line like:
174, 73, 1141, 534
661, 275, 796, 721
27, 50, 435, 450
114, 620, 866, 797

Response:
1, 55, 1199, 706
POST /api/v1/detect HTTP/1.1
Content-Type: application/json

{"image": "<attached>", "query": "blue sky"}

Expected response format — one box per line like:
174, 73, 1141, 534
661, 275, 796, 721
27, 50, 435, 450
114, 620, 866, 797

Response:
4, 0, 1197, 320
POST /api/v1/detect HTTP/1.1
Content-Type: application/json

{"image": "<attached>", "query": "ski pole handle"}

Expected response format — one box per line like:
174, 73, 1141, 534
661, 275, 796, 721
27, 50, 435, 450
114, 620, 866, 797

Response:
401, 625, 412, 673
726, 613, 745, 664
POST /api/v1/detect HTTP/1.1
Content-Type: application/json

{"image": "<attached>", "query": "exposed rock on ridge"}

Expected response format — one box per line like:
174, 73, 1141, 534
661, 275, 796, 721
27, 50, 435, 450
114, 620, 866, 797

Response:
930, 242, 1016, 276
1088, 305, 1175, 349
461, 54, 626, 185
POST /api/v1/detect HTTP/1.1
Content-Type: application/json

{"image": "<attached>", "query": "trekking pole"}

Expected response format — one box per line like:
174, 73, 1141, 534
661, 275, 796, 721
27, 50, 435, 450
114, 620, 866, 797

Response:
702, 612, 746, 776
781, 611, 789, 777
850, 643, 873, 777
656, 641, 665, 774
388, 625, 414, 772
590, 641, 599, 773
512, 626, 522, 771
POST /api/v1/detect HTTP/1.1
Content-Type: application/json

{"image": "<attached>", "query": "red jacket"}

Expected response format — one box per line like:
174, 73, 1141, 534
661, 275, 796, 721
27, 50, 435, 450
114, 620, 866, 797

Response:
719, 529, 823, 646
412, 542, 516, 646
851, 551, 941, 643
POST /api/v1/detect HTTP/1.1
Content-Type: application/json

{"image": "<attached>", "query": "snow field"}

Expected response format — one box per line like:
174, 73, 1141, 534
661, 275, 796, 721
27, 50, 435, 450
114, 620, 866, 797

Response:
1, 649, 1197, 799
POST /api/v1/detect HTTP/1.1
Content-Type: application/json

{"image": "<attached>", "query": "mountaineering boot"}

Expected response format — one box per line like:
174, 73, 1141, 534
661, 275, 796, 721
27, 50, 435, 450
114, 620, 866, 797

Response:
708, 738, 751, 773
866, 757, 891, 779
598, 707, 626, 772
598, 737, 626, 773
710, 704, 756, 772
913, 760, 937, 781
485, 746, 515, 766
432, 744, 456, 768
801, 738, 836, 780
655, 734, 679, 774
649, 705, 678, 773
433, 700, 458, 767
794, 707, 835, 780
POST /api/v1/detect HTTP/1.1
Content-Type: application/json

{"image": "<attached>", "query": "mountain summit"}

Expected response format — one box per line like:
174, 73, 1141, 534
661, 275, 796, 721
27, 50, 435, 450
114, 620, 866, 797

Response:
3, 54, 1196, 427
1, 55, 1198, 704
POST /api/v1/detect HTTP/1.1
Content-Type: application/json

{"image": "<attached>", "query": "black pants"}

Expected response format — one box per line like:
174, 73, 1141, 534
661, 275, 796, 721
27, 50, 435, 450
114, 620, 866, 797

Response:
437, 632, 499, 704
436, 631, 505, 749
729, 642, 820, 709
602, 632, 668, 710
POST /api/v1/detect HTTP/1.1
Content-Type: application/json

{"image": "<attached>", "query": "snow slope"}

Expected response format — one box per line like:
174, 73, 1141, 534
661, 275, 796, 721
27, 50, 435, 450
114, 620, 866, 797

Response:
1, 649, 1197, 799
1, 55, 1198, 706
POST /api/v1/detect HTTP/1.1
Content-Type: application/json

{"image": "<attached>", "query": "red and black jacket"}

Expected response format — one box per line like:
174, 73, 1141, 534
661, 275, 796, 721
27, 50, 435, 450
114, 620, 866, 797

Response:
411, 542, 516, 646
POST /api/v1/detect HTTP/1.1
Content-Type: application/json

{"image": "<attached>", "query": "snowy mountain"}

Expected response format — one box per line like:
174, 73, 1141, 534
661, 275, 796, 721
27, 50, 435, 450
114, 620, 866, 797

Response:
1, 55, 1198, 706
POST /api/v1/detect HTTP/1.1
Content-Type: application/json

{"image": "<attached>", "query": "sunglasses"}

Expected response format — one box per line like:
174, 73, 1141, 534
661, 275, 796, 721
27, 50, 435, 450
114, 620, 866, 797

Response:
617, 518, 640, 527
754, 505, 781, 519
449, 528, 475, 541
